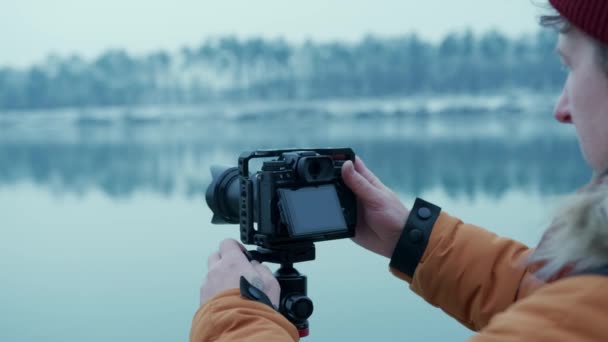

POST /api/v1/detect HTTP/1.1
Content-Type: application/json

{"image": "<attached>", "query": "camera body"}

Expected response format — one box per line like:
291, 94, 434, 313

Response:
207, 148, 357, 250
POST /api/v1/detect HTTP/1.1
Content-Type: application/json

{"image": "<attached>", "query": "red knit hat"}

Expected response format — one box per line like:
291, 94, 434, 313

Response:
549, 0, 608, 44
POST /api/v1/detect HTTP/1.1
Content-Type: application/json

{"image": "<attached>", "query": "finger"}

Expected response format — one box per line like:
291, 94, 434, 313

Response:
207, 251, 220, 268
342, 161, 383, 207
354, 156, 387, 190
219, 238, 247, 260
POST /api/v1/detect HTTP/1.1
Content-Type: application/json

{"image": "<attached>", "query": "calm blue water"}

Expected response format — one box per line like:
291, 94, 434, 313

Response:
0, 98, 590, 341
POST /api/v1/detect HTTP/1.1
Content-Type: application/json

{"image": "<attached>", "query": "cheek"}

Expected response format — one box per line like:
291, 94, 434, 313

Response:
589, 74, 608, 167
570, 64, 608, 117
567, 70, 608, 171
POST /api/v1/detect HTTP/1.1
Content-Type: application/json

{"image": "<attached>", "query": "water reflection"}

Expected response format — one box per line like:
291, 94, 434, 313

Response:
0, 130, 588, 200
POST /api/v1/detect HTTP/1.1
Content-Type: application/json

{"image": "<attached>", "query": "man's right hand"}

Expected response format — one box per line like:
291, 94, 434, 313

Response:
341, 156, 410, 259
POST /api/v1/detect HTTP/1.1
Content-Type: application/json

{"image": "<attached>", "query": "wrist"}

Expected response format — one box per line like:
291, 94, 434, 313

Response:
383, 210, 410, 259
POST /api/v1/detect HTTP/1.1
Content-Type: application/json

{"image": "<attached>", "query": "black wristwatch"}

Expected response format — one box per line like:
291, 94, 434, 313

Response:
389, 198, 441, 278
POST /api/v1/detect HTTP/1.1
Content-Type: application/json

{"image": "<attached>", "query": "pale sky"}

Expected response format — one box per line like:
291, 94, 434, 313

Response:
1, 0, 547, 68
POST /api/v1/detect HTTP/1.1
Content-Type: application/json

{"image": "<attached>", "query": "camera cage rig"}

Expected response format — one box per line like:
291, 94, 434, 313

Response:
236, 147, 356, 253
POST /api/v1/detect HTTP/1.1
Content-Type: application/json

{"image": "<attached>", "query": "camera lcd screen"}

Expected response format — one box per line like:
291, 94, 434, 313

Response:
278, 185, 348, 237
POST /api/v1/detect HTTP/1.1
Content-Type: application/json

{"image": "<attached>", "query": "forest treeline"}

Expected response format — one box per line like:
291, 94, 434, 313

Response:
0, 30, 564, 110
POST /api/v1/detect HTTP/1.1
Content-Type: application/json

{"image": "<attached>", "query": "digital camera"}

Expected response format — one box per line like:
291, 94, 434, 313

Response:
205, 148, 357, 250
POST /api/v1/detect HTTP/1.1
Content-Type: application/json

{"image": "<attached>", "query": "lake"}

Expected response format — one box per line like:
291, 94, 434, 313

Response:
0, 95, 591, 341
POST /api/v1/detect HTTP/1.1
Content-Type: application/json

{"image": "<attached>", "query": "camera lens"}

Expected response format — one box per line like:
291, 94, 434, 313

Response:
206, 166, 241, 224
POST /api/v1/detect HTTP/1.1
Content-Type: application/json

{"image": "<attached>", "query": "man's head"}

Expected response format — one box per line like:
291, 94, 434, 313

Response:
544, 0, 608, 176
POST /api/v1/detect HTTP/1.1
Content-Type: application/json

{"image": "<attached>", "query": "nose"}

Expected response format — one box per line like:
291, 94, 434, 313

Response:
554, 88, 572, 123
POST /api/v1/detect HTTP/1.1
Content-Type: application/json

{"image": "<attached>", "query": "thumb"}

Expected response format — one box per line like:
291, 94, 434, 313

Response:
342, 160, 383, 206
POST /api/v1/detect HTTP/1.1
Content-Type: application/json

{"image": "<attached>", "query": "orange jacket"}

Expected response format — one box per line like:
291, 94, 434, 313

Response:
190, 210, 608, 341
